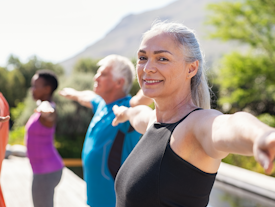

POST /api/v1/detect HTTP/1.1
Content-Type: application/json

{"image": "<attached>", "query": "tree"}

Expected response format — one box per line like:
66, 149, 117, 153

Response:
73, 58, 100, 75
0, 67, 9, 97
2, 55, 64, 108
5, 68, 26, 107
15, 55, 64, 93
214, 52, 275, 115
207, 0, 275, 62
206, 0, 275, 115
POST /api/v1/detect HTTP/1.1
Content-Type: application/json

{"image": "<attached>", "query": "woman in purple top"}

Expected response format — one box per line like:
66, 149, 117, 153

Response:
25, 70, 63, 207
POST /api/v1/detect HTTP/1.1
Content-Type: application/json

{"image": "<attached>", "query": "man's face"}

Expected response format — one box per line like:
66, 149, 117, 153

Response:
93, 65, 117, 98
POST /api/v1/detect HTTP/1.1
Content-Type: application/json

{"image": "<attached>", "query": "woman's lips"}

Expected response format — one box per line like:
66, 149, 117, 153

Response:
143, 79, 163, 84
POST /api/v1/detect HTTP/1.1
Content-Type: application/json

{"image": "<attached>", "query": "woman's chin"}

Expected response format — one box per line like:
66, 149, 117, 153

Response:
142, 90, 159, 99
32, 95, 38, 101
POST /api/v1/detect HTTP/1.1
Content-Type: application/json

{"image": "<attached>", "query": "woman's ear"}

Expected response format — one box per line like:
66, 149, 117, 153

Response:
187, 60, 199, 79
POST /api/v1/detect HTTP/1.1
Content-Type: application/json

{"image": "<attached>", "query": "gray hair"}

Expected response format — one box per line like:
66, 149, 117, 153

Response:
143, 21, 211, 109
97, 54, 135, 94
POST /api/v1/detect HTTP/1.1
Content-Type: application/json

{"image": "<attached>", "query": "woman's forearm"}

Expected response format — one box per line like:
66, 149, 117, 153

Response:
213, 112, 273, 155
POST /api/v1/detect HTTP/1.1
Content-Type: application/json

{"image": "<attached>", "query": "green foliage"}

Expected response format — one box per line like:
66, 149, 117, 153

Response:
129, 58, 142, 96
55, 135, 84, 158
206, 0, 275, 115
1, 55, 64, 108
16, 55, 64, 89
10, 102, 25, 121
11, 91, 37, 128
214, 52, 275, 114
129, 79, 141, 96
206, 0, 275, 64
0, 67, 9, 97
73, 58, 100, 75
222, 154, 275, 177
257, 113, 275, 127
9, 126, 25, 145
54, 73, 94, 137
9, 93, 37, 146
0, 67, 26, 108
207, 70, 220, 110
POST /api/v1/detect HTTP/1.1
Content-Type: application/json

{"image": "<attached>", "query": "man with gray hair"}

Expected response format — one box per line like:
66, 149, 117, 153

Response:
59, 54, 151, 207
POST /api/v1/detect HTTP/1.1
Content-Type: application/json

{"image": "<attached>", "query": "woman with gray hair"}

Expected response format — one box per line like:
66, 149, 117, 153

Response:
112, 21, 275, 207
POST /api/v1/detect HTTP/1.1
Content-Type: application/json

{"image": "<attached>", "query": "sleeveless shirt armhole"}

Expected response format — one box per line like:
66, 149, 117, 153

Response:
165, 108, 217, 176
166, 144, 217, 176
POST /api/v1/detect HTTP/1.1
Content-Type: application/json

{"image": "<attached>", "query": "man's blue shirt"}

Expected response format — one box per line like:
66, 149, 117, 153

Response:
82, 95, 141, 207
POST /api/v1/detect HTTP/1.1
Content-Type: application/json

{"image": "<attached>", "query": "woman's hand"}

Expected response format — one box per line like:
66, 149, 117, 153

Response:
112, 105, 130, 126
35, 101, 54, 113
36, 101, 56, 127
0, 116, 10, 123
253, 131, 275, 174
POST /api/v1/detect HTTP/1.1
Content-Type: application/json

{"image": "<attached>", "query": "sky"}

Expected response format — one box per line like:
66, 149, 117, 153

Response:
0, 0, 176, 67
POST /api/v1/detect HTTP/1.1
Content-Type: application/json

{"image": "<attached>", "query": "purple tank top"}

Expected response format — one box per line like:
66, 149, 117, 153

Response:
25, 112, 64, 174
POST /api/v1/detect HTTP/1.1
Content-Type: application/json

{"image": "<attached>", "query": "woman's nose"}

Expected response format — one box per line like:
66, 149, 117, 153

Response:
143, 60, 156, 73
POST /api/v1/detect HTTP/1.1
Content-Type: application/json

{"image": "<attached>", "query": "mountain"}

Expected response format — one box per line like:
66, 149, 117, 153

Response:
60, 0, 237, 74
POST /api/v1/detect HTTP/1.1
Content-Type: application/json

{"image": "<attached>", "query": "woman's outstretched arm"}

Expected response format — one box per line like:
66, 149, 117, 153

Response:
36, 101, 57, 128
193, 110, 275, 174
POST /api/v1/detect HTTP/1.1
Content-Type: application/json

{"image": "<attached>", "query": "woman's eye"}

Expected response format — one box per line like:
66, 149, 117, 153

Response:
138, 56, 147, 61
159, 57, 168, 61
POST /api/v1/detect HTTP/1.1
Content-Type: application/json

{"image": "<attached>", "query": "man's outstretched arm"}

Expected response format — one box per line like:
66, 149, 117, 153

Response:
130, 90, 153, 107
59, 88, 96, 109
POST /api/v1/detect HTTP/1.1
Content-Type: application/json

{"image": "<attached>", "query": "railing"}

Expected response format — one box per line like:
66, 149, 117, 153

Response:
63, 158, 82, 167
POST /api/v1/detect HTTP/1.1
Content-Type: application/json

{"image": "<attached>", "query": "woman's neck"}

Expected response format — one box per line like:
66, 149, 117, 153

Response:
154, 93, 197, 123
38, 96, 52, 103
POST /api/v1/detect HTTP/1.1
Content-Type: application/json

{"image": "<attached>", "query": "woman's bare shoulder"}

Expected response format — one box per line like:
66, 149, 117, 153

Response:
175, 109, 223, 132
192, 108, 223, 120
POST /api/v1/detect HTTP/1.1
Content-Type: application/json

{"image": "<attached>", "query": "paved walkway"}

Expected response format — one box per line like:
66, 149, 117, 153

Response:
1, 156, 89, 207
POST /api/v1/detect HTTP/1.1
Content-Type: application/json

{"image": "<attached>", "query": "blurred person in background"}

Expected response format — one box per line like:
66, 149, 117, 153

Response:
0, 92, 10, 207
59, 54, 152, 207
25, 70, 63, 207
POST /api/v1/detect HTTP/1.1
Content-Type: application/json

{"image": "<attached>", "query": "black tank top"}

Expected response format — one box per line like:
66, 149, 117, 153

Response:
115, 108, 217, 207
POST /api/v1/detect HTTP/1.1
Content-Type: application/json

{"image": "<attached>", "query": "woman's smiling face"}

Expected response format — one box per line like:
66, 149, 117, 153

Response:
136, 31, 189, 99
